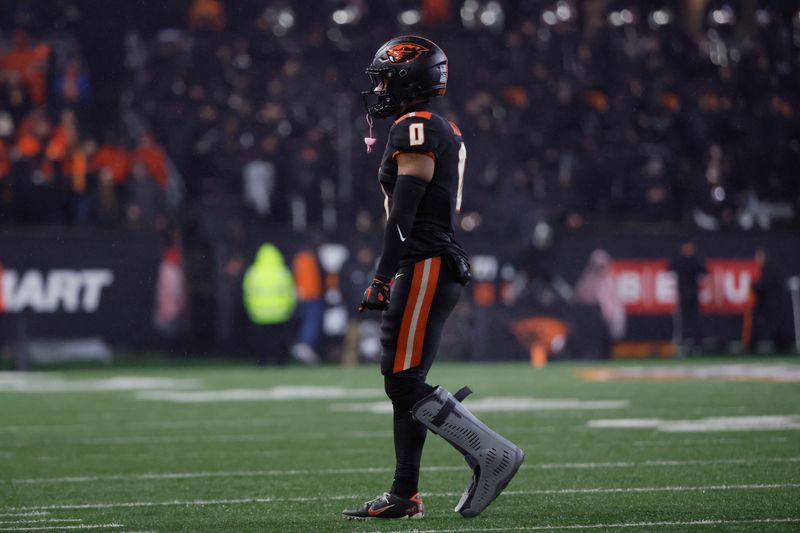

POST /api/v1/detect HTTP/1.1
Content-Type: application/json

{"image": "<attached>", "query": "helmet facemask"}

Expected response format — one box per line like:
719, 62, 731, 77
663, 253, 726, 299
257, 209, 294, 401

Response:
362, 67, 415, 119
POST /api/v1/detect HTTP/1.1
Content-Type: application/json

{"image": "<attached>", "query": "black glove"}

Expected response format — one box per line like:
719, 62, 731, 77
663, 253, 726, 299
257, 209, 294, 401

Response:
358, 276, 391, 312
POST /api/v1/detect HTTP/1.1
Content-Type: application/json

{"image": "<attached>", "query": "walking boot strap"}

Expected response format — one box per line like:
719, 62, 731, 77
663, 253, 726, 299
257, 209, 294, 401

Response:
431, 386, 472, 427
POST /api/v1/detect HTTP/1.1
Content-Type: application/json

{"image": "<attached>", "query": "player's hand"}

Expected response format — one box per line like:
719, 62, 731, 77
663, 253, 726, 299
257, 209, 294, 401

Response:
358, 276, 391, 312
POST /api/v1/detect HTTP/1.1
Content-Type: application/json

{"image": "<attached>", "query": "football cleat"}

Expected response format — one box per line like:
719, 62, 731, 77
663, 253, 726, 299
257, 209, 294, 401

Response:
342, 492, 424, 520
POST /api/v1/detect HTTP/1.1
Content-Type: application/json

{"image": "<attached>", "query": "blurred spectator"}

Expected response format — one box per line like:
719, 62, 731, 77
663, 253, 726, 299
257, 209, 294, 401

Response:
242, 137, 278, 218
341, 242, 382, 365
131, 133, 169, 190
125, 161, 166, 230
154, 243, 189, 337
669, 241, 708, 355
242, 243, 297, 365
423, 0, 452, 27
93, 139, 130, 185
0, 71, 32, 125
188, 0, 226, 32
52, 60, 92, 112
291, 245, 324, 364
65, 138, 95, 225
751, 248, 792, 353
96, 166, 121, 224
214, 219, 247, 353
573, 249, 626, 341
0, 30, 50, 105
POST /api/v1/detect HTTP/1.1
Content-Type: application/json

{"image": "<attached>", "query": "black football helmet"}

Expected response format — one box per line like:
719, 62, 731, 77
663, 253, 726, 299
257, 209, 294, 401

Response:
362, 35, 448, 119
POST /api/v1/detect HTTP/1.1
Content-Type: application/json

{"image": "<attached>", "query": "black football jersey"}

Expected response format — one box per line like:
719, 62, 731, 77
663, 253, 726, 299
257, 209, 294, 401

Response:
378, 105, 468, 266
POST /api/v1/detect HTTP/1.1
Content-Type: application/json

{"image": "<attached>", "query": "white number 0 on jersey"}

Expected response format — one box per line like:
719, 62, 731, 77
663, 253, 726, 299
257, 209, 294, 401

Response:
408, 123, 466, 213
409, 123, 425, 146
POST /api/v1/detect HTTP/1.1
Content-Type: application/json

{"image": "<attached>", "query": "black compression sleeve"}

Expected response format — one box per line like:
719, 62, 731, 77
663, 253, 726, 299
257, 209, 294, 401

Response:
375, 174, 428, 280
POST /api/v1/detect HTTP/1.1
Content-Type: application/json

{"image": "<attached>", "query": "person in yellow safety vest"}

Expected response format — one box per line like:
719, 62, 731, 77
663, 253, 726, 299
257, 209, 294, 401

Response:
243, 243, 297, 365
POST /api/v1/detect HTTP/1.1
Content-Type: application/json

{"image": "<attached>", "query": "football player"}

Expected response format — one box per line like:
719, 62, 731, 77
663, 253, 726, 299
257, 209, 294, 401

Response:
342, 35, 525, 521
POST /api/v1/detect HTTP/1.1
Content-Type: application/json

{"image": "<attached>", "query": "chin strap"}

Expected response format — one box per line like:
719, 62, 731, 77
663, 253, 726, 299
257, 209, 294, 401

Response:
364, 113, 377, 153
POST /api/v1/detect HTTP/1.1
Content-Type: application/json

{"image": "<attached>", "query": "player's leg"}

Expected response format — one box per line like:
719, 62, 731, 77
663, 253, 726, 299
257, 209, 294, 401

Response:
382, 257, 461, 495
342, 260, 428, 520
402, 262, 525, 518
343, 256, 458, 519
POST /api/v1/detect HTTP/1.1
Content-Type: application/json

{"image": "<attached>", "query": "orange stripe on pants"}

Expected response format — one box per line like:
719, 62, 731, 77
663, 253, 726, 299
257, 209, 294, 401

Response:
393, 257, 441, 373
409, 257, 440, 369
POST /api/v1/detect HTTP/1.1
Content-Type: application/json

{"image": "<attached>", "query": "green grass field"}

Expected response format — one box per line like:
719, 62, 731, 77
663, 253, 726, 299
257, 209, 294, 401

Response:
1, 358, 799, 532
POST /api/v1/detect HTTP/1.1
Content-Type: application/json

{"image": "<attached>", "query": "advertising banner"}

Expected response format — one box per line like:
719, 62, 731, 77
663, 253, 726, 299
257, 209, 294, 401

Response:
611, 259, 760, 315
0, 230, 161, 344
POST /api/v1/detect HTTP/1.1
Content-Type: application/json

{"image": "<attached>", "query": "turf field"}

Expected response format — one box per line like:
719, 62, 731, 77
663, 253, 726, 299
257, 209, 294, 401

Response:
1, 358, 799, 532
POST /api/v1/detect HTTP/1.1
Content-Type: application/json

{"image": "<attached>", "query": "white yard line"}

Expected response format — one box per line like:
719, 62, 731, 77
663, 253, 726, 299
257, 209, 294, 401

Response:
0, 519, 81, 525
12, 466, 399, 483
0, 524, 124, 532
361, 517, 800, 533
28, 447, 374, 463
590, 415, 800, 432
0, 512, 49, 518
2, 430, 393, 448
501, 483, 800, 495
5, 483, 799, 512
0, 418, 281, 434
29, 446, 370, 462
70, 430, 393, 445
12, 456, 800, 485
633, 435, 790, 447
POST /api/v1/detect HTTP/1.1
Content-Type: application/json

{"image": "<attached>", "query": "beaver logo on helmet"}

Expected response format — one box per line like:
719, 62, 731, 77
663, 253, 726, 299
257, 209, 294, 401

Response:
386, 42, 430, 64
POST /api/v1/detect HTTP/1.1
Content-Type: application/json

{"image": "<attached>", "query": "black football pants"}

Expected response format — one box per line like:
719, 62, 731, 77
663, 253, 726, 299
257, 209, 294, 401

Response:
380, 256, 461, 497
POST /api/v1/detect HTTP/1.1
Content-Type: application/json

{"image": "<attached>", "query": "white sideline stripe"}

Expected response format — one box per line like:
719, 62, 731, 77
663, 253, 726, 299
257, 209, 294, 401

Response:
2, 430, 393, 448
5, 483, 800, 512
589, 415, 800, 432
0, 524, 123, 532
363, 518, 800, 533
136, 386, 385, 403
0, 519, 81, 525
0, 375, 196, 393
0, 418, 283, 434
12, 457, 800, 484
29, 446, 370, 462
332, 398, 629, 414
0, 512, 49, 518
633, 435, 790, 447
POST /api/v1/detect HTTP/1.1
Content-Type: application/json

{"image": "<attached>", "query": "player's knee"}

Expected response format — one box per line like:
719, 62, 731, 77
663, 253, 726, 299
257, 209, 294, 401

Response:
384, 376, 413, 407
384, 375, 434, 409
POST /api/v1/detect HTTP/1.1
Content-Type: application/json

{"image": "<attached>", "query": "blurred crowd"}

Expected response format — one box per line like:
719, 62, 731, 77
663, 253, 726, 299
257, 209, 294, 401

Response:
1, 0, 799, 237
129, 0, 800, 238
0, 27, 175, 229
